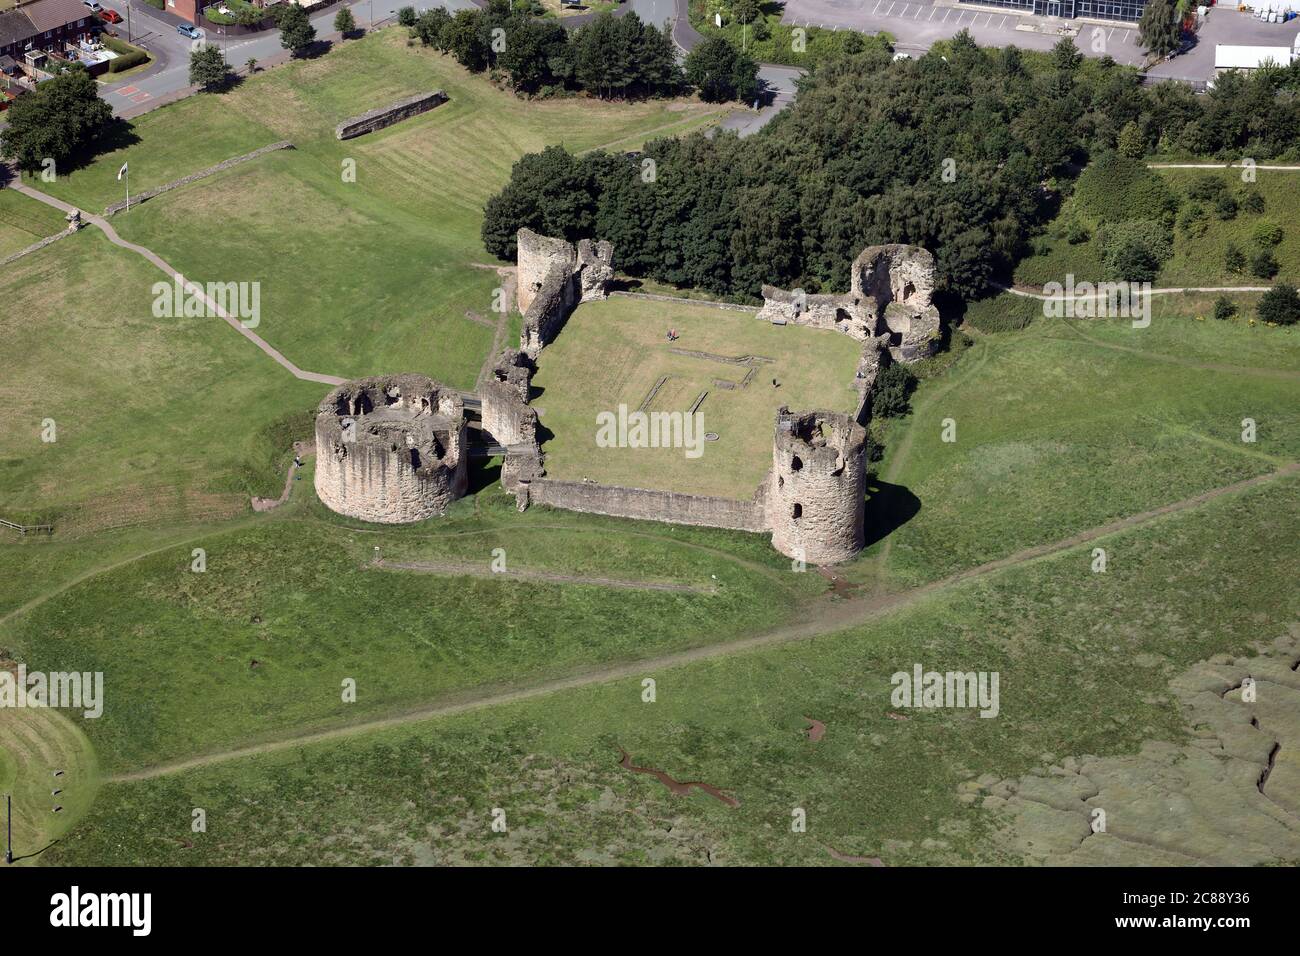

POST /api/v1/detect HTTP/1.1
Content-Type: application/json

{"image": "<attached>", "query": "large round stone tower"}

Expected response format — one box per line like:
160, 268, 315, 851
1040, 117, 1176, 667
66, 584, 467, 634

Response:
314, 373, 468, 523
768, 407, 867, 565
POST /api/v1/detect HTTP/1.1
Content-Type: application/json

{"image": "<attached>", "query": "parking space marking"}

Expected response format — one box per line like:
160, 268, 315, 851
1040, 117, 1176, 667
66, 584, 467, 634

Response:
873, 0, 881, 12
886, 2, 895, 14
914, 5, 921, 17
928, 6, 936, 18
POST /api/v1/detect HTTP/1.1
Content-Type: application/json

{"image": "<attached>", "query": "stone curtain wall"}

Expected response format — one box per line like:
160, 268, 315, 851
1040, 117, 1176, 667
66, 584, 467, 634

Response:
526, 479, 769, 533
103, 142, 294, 215
335, 91, 449, 140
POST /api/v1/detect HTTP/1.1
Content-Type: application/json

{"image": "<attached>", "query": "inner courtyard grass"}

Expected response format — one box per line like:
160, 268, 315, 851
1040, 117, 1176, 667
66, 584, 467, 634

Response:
532, 296, 862, 497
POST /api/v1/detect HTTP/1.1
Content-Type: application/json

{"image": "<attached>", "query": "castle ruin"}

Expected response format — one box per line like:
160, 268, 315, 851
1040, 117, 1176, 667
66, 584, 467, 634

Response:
309, 231, 945, 564
314, 374, 468, 523
757, 243, 943, 363
516, 228, 614, 358
767, 409, 867, 565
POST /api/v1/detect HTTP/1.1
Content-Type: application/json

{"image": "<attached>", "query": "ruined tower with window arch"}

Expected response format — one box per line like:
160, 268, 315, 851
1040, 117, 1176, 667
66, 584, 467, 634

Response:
767, 407, 867, 564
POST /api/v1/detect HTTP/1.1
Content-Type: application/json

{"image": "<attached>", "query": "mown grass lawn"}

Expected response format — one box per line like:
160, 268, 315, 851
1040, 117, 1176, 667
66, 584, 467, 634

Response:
0, 186, 67, 258
532, 296, 861, 497
0, 229, 322, 521
26, 29, 726, 390
0, 483, 821, 776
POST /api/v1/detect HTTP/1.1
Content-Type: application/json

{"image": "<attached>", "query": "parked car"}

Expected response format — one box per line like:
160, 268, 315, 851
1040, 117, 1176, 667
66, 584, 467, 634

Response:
178, 23, 203, 39
81, 0, 104, 11
99, 9, 122, 23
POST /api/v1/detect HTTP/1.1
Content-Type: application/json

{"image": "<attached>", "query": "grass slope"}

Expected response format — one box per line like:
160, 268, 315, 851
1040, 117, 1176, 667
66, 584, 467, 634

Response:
41, 474, 1299, 866
29, 30, 726, 390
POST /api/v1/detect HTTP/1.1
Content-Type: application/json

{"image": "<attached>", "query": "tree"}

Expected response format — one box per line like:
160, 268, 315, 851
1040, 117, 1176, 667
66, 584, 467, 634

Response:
871, 363, 917, 419
1225, 242, 1246, 273
1117, 121, 1145, 158
397, 5, 417, 27
279, 3, 317, 58
684, 35, 759, 104
1249, 248, 1278, 279
412, 8, 451, 47
1212, 296, 1236, 321
1257, 283, 1300, 325
334, 7, 356, 37
0, 67, 113, 174
1096, 219, 1172, 283
189, 44, 231, 92
246, 57, 258, 75
1139, 0, 1182, 59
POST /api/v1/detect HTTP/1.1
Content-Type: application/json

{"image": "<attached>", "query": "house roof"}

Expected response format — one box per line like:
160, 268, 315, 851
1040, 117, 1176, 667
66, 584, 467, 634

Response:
15, 0, 89, 34
1214, 44, 1295, 70
0, 9, 38, 48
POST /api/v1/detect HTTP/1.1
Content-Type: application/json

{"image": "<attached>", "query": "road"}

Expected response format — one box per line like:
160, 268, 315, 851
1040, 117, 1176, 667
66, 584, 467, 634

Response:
96, 0, 801, 133
95, 0, 479, 114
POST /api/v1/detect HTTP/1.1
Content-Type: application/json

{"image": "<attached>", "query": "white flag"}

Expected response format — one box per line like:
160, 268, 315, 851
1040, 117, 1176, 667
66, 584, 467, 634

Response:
117, 162, 128, 181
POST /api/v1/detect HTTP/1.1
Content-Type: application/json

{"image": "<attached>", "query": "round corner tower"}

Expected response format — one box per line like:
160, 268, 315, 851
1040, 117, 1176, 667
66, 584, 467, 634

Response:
314, 373, 468, 523
768, 407, 867, 565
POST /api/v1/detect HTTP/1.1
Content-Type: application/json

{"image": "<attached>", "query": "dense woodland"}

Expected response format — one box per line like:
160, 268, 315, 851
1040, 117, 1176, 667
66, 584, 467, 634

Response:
409, 3, 697, 99
483, 33, 1300, 300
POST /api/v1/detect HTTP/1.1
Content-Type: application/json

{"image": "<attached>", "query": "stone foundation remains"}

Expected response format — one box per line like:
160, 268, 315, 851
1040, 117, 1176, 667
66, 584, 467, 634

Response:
335, 91, 448, 141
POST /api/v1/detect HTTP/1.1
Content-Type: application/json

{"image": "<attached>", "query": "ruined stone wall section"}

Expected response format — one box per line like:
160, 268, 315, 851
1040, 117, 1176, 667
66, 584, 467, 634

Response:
756, 287, 872, 340
480, 379, 537, 447
104, 141, 295, 215
768, 408, 867, 564
758, 243, 943, 364
576, 239, 615, 302
525, 479, 769, 533
517, 229, 579, 357
335, 91, 448, 140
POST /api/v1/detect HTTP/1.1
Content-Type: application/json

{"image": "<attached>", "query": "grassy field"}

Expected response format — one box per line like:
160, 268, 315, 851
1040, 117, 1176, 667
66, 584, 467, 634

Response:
5, 31, 1299, 867
29, 30, 726, 391
0, 186, 66, 258
0, 229, 322, 522
0, 481, 823, 777
38, 471, 1299, 866
863, 315, 1299, 588
1015, 167, 1300, 289
4, 29, 725, 521
532, 297, 861, 497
